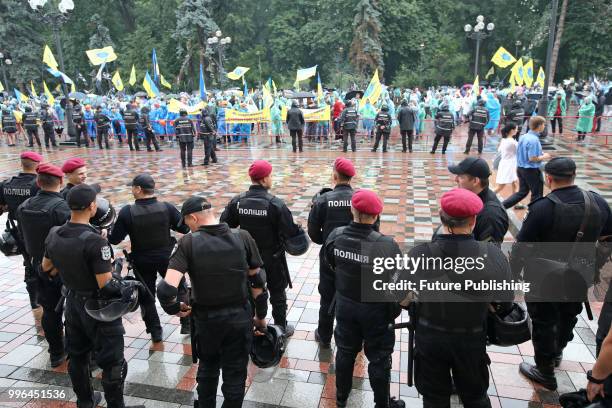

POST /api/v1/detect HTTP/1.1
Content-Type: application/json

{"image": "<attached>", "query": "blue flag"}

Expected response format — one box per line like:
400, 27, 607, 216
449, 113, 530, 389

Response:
199, 63, 206, 101
152, 49, 159, 83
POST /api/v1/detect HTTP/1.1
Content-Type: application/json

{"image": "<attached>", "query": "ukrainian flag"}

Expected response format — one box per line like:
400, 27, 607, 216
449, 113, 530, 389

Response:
363, 69, 382, 105
227, 66, 250, 80
536, 67, 546, 88
112, 71, 124, 91
511, 59, 524, 86
14, 89, 29, 102
143, 72, 160, 97
43, 81, 55, 105
86, 46, 117, 66
523, 59, 534, 88
491, 47, 516, 68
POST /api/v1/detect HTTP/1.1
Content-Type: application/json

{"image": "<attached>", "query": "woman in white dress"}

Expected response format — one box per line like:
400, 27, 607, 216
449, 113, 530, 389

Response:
494, 123, 519, 195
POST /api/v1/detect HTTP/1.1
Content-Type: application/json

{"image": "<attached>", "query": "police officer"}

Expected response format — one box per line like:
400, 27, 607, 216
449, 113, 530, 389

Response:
464, 99, 489, 154
199, 108, 217, 165
174, 109, 195, 168
94, 106, 111, 149
2, 107, 17, 146
324, 189, 404, 408
286, 101, 305, 153
431, 103, 455, 154
109, 173, 190, 339
308, 158, 357, 348
60, 158, 87, 199
157, 196, 268, 408
397, 100, 416, 153
372, 105, 392, 153
72, 101, 89, 148
510, 157, 612, 390
122, 104, 140, 151
448, 157, 509, 243
0, 151, 42, 317
340, 100, 359, 152
23, 106, 41, 147
220, 160, 302, 336
40, 103, 57, 148
138, 106, 161, 152
17, 163, 70, 367
506, 100, 525, 135
408, 188, 512, 407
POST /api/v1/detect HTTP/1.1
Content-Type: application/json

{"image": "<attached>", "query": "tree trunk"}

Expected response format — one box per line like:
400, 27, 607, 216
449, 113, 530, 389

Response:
176, 40, 193, 85
549, 0, 568, 85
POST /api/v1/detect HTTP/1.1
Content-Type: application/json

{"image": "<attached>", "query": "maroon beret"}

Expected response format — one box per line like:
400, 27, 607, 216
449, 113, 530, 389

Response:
61, 157, 86, 174
36, 163, 64, 178
20, 151, 43, 162
440, 188, 483, 218
248, 160, 272, 180
334, 157, 356, 177
352, 189, 383, 215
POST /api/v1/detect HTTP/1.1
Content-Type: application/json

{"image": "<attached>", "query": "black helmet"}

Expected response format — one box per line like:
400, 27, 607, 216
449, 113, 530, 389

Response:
381, 104, 389, 111
439, 103, 449, 111
283, 226, 309, 256
487, 303, 531, 346
179, 109, 188, 116
559, 389, 605, 408
250, 324, 287, 368
0, 230, 20, 257
25, 106, 32, 113
90, 197, 116, 229
85, 280, 142, 322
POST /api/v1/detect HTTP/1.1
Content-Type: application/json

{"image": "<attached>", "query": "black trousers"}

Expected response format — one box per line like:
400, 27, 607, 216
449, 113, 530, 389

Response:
43, 125, 56, 147
317, 251, 335, 344
465, 128, 484, 153
126, 128, 139, 150
75, 125, 89, 147
527, 302, 582, 367
97, 128, 110, 149
415, 326, 491, 408
37, 273, 64, 357
26, 129, 41, 146
290, 129, 303, 152
179, 141, 194, 167
596, 297, 612, 400
431, 132, 451, 153
550, 117, 563, 134
262, 252, 289, 327
24, 255, 38, 309
577, 131, 587, 140
372, 130, 390, 152
334, 294, 395, 406
195, 303, 252, 408
502, 167, 543, 208
144, 129, 160, 151
65, 294, 126, 408
343, 129, 356, 152
133, 260, 188, 335
203, 134, 217, 164
400, 129, 413, 152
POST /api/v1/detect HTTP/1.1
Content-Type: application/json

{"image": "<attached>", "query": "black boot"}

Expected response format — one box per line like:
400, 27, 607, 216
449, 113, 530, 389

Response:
314, 329, 331, 349
553, 353, 563, 367
283, 323, 295, 337
519, 361, 557, 390
180, 317, 191, 334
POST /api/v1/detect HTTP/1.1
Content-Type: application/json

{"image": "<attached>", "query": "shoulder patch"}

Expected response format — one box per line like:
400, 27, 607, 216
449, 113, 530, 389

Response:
101, 245, 112, 261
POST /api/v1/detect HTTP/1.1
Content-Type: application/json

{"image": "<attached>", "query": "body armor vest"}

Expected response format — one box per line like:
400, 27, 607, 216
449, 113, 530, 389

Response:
24, 113, 38, 130
2, 174, 37, 218
470, 106, 488, 129
237, 192, 278, 253
436, 111, 455, 134
174, 117, 193, 142
2, 113, 16, 132
129, 202, 171, 251
123, 111, 137, 129
321, 188, 354, 243
19, 195, 66, 261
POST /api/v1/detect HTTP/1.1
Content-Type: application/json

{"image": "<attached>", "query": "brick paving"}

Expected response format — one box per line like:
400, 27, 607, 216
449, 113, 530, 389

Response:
0, 120, 610, 407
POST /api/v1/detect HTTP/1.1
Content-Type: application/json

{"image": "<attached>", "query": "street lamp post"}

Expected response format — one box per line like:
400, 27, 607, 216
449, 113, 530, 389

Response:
418, 43, 425, 76
207, 30, 231, 87
464, 15, 495, 77
28, 0, 76, 144
337, 46, 344, 90
0, 52, 12, 92
537, 0, 559, 145
515, 40, 522, 57
256, 51, 262, 89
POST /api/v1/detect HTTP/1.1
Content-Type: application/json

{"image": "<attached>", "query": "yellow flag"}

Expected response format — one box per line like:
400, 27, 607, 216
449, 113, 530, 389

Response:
71, 82, 76, 93
112, 71, 124, 91
43, 81, 55, 105
473, 75, 480, 95
511, 59, 524, 86
491, 46, 516, 68
523, 59, 534, 88
536, 67, 546, 88
0, 80, 4, 93
160, 74, 172, 89
363, 69, 382, 105
86, 46, 117, 65
129, 65, 136, 86
30, 81, 38, 97
509, 75, 516, 93
42, 45, 59, 70
485, 66, 494, 79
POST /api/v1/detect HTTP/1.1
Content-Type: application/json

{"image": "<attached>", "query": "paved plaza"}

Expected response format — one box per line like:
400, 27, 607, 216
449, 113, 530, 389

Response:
0, 125, 610, 407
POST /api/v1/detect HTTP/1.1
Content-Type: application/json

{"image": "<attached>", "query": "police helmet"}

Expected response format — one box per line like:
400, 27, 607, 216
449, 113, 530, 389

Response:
179, 109, 188, 116
85, 280, 141, 322
25, 106, 32, 113
487, 303, 531, 347
283, 226, 310, 256
381, 104, 389, 111
0, 230, 20, 257
439, 103, 449, 111
250, 324, 287, 368
90, 197, 116, 229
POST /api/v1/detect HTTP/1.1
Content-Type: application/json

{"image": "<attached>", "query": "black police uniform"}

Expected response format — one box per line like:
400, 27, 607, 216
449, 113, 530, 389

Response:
40, 107, 57, 147
174, 114, 195, 167
409, 234, 512, 407
431, 109, 455, 154
167, 223, 264, 407
286, 105, 305, 153
465, 104, 489, 154
24, 110, 41, 147
44, 222, 128, 407
16, 190, 70, 360
397, 105, 416, 153
308, 184, 354, 345
2, 110, 17, 135
109, 197, 189, 337
199, 111, 217, 165
0, 172, 39, 308
372, 110, 392, 152
72, 105, 89, 148
340, 106, 359, 152
324, 222, 402, 407
220, 184, 301, 330
474, 188, 509, 244
510, 184, 612, 383
122, 108, 140, 151
61, 183, 77, 200
138, 109, 161, 151
95, 111, 111, 149
507, 103, 525, 135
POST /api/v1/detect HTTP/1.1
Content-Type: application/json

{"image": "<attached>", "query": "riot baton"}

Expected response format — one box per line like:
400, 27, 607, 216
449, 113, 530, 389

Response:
122, 249, 155, 300
585, 302, 594, 321
388, 319, 416, 387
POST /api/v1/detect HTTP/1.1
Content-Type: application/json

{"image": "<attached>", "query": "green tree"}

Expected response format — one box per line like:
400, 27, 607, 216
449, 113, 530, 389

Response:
349, 0, 384, 78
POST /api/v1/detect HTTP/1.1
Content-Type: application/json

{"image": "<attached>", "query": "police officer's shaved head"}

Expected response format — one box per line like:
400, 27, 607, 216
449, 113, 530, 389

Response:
181, 196, 214, 231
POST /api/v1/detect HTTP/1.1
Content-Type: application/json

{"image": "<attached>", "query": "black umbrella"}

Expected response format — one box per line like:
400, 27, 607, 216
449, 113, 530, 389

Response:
134, 91, 148, 98
345, 90, 364, 101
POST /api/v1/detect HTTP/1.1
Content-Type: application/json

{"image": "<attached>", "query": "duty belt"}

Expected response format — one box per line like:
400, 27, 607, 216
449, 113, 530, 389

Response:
418, 318, 484, 334
192, 301, 247, 319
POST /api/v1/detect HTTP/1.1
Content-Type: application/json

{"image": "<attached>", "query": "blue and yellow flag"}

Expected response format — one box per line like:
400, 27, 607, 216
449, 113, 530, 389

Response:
86, 46, 117, 65
47, 67, 73, 84
152, 49, 160, 83
363, 69, 382, 105
43, 81, 55, 105
112, 71, 124, 91
510, 59, 524, 86
296, 66, 317, 82
227, 66, 250, 80
199, 64, 206, 100
485, 66, 494, 79
491, 46, 516, 68
14, 89, 28, 102
42, 45, 58, 70
30, 81, 38, 97
317, 73, 323, 102
536, 67, 545, 88
523, 59, 534, 88
143, 71, 159, 97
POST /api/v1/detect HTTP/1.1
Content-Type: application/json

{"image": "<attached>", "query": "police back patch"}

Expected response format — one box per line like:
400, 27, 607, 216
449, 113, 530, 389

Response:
101, 246, 112, 261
